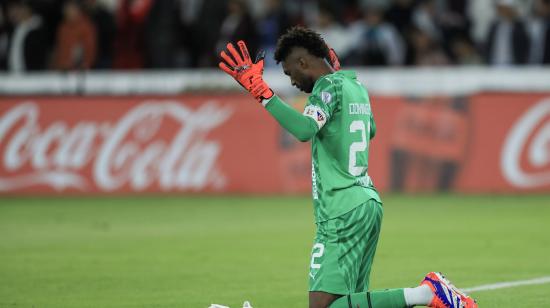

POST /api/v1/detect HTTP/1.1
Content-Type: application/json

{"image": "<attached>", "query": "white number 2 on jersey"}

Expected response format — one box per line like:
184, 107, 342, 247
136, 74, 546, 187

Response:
348, 120, 370, 176
310, 243, 325, 269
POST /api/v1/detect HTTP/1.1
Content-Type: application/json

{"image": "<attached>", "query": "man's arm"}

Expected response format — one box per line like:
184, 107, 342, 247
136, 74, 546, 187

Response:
264, 47, 340, 142
263, 96, 319, 142
217, 40, 335, 142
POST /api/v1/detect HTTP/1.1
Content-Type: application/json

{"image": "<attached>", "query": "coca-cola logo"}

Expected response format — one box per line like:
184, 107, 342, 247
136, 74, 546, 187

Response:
0, 100, 232, 192
501, 98, 550, 188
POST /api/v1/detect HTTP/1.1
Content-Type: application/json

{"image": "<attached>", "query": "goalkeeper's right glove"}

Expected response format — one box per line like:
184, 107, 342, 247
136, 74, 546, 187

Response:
218, 40, 274, 103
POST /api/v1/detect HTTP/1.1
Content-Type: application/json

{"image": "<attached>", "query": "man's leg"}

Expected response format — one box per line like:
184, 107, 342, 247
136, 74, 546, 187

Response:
328, 272, 478, 308
308, 219, 350, 305
325, 200, 412, 308
308, 201, 383, 308
309, 287, 428, 308
309, 200, 477, 308
328, 289, 408, 308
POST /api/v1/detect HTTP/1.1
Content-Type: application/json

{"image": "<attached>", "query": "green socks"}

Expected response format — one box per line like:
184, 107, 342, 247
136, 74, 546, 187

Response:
329, 288, 407, 308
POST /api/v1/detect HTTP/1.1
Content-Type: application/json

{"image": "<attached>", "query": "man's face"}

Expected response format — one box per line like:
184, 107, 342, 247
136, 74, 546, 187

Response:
496, 4, 516, 20
64, 2, 81, 21
281, 48, 315, 93
7, 5, 25, 25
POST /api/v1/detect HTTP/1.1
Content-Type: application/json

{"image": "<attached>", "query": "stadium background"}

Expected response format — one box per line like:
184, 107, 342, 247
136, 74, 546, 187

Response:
1, 0, 550, 307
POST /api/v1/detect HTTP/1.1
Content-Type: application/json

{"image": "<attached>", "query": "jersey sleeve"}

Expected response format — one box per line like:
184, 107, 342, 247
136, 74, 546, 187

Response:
264, 96, 320, 142
302, 76, 340, 131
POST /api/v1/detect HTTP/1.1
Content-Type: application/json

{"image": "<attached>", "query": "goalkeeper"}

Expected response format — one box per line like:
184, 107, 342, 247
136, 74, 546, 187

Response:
218, 26, 477, 308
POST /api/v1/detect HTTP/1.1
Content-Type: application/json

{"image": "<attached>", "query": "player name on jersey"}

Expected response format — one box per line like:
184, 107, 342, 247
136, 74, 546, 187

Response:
348, 103, 371, 115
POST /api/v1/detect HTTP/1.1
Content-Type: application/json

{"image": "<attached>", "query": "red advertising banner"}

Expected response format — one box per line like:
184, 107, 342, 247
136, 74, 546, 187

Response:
457, 93, 550, 192
0, 95, 310, 195
1, 93, 549, 195
369, 94, 550, 193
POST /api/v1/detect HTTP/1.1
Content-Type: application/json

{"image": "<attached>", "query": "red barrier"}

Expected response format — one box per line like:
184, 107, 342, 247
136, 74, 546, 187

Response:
0, 95, 294, 194
457, 94, 550, 192
1, 93, 549, 194
369, 94, 550, 193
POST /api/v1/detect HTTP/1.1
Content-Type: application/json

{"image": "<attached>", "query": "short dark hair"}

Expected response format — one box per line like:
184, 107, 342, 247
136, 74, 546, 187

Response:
274, 26, 330, 64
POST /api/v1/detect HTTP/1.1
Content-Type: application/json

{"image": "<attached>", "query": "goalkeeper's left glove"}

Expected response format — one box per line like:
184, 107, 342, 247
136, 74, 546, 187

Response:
218, 40, 274, 103
328, 47, 341, 71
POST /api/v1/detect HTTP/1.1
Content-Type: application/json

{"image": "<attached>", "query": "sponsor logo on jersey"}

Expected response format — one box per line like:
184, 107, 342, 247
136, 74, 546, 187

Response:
320, 91, 332, 104
303, 105, 327, 129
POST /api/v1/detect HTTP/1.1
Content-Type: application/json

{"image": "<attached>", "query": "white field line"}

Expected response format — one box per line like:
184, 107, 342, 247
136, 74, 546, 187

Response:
463, 276, 550, 293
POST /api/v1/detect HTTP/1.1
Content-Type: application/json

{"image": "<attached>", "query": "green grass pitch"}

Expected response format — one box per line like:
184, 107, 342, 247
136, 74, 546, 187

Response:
1, 194, 549, 307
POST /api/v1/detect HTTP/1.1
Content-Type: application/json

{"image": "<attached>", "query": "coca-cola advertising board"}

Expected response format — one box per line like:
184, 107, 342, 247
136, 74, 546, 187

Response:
1, 93, 549, 195
0, 95, 311, 195
368, 94, 550, 193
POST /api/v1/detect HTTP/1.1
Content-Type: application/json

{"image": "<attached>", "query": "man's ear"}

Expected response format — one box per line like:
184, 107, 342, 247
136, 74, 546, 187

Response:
298, 57, 309, 69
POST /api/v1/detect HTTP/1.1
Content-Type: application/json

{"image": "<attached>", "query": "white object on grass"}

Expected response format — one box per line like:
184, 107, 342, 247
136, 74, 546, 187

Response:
208, 301, 253, 308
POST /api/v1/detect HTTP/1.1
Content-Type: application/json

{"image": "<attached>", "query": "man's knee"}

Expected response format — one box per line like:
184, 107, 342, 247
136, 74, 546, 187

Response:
309, 291, 342, 308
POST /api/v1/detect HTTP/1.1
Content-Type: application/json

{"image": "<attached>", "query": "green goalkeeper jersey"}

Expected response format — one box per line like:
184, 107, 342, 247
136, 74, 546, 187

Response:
265, 70, 381, 222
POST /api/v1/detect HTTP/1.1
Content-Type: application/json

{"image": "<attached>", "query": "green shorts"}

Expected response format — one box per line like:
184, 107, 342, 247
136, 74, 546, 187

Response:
308, 199, 383, 295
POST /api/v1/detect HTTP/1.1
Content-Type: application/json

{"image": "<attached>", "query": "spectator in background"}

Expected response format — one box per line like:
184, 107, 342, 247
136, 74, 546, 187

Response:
143, 0, 179, 68
113, 0, 152, 69
186, 0, 227, 67
54, 0, 96, 71
409, 26, 450, 66
386, 0, 416, 36
340, 0, 363, 24
347, 6, 405, 66
528, 0, 550, 64
83, 0, 115, 69
0, 3, 10, 69
311, 6, 354, 59
450, 35, 483, 65
484, 0, 530, 66
439, 0, 471, 35
412, 0, 471, 59
468, 0, 497, 45
32, 0, 64, 53
174, 0, 202, 67
412, 0, 443, 42
257, 0, 290, 67
216, 0, 258, 65
3, 0, 48, 72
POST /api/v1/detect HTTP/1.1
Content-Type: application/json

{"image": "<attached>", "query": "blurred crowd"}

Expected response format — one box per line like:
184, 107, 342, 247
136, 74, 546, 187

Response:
1, 0, 550, 73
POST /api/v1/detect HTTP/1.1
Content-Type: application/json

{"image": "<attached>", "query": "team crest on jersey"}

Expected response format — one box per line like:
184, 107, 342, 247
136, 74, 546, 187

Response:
317, 111, 325, 122
303, 105, 328, 129
320, 91, 332, 104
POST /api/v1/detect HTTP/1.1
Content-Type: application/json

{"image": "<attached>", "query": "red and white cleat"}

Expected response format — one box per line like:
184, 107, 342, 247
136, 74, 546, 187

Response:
421, 272, 478, 308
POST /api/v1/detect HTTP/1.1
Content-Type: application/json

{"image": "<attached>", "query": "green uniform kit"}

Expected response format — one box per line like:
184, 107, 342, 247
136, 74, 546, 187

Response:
265, 71, 382, 294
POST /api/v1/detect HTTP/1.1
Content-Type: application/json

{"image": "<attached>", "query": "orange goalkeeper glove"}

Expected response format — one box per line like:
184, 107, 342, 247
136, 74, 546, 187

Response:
218, 40, 274, 102
328, 48, 341, 71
